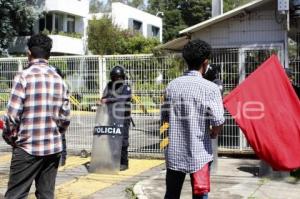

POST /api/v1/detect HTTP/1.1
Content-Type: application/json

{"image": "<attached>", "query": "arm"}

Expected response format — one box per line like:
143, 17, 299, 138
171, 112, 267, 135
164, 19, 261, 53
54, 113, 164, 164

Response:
101, 84, 132, 103
6, 74, 25, 130
207, 88, 225, 138
123, 85, 132, 120
161, 90, 170, 124
3, 74, 25, 145
58, 84, 71, 134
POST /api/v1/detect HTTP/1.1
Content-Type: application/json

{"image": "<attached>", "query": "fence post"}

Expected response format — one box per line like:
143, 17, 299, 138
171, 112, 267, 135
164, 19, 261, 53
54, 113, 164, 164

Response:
98, 56, 107, 98
18, 59, 23, 72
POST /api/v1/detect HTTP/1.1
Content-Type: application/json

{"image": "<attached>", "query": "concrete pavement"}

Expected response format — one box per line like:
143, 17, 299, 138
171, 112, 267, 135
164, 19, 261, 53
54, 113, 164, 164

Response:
1, 152, 299, 199
134, 158, 300, 199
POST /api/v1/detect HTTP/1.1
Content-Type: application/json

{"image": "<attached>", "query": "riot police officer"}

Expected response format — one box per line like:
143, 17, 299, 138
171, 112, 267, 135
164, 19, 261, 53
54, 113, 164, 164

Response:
100, 65, 132, 171
285, 68, 300, 98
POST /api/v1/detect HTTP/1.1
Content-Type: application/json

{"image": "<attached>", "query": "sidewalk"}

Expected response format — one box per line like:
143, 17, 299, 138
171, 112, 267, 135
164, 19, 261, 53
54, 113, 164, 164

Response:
134, 158, 300, 199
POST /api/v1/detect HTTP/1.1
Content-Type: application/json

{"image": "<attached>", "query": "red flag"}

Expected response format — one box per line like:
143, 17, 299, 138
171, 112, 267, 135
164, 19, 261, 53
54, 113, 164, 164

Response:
223, 55, 300, 171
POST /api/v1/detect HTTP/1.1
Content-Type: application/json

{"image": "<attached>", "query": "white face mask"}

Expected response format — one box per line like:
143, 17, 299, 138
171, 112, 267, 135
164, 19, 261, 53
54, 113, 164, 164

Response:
204, 64, 211, 75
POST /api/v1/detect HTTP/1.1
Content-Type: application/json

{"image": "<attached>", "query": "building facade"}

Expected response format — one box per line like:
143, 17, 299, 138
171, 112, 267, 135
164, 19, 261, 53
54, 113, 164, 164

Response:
9, 0, 89, 55
9, 1, 162, 55
88, 3, 163, 42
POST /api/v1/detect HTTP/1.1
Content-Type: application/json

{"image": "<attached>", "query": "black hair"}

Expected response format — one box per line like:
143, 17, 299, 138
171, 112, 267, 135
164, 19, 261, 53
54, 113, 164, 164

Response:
182, 39, 212, 71
27, 33, 52, 59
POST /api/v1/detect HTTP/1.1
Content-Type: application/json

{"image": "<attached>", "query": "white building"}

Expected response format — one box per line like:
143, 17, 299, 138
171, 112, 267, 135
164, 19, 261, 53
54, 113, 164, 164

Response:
9, 0, 89, 55
9, 1, 162, 55
89, 3, 163, 42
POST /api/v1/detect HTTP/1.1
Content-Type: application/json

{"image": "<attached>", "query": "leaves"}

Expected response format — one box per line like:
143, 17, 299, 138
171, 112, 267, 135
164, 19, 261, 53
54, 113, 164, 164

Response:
0, 0, 39, 55
87, 16, 159, 55
147, 0, 255, 43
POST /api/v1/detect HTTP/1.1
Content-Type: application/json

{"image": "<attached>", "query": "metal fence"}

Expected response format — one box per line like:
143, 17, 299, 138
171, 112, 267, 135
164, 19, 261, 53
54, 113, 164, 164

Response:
0, 47, 295, 155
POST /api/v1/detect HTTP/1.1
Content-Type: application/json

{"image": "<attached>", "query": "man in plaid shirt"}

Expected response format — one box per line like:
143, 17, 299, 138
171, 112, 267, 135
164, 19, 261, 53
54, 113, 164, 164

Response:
4, 34, 70, 199
161, 39, 224, 199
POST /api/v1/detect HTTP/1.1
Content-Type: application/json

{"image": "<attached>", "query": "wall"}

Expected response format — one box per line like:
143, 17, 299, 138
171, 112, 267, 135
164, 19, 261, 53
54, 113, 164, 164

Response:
45, 0, 89, 17
50, 35, 85, 55
192, 3, 286, 48
111, 3, 163, 42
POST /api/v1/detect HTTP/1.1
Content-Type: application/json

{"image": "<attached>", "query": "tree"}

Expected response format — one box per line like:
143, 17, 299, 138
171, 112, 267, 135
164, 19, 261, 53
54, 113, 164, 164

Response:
121, 34, 160, 54
0, 0, 39, 55
147, 0, 211, 42
87, 16, 159, 55
128, 0, 145, 9
223, 0, 254, 12
89, 0, 104, 13
179, 0, 211, 27
88, 16, 122, 55
147, 0, 256, 43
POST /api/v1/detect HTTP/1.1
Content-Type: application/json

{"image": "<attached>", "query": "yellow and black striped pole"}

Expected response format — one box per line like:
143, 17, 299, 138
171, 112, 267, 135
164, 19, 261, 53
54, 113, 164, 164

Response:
160, 122, 169, 149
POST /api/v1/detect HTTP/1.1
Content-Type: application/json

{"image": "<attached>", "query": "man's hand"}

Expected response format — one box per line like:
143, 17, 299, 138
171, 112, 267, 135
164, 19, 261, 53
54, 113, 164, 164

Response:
97, 98, 108, 105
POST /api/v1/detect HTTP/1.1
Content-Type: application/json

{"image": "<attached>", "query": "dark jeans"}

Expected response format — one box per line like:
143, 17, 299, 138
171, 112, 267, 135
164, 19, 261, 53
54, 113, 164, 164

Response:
120, 124, 129, 166
120, 146, 128, 166
164, 169, 209, 199
61, 133, 67, 161
5, 147, 61, 199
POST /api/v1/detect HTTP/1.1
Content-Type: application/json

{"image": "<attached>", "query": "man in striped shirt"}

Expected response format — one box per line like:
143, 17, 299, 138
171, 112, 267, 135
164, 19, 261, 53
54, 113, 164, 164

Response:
4, 34, 70, 199
161, 39, 224, 199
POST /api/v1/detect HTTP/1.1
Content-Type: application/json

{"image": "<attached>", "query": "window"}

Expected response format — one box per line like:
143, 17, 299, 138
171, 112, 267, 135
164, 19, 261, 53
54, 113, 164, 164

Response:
46, 13, 53, 32
151, 26, 160, 37
147, 25, 160, 39
55, 14, 64, 32
133, 20, 142, 32
67, 16, 75, 33
39, 17, 45, 32
38, 13, 53, 32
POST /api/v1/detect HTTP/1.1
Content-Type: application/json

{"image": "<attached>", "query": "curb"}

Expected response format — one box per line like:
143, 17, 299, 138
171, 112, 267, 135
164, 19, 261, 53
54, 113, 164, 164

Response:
133, 180, 148, 199
133, 170, 166, 199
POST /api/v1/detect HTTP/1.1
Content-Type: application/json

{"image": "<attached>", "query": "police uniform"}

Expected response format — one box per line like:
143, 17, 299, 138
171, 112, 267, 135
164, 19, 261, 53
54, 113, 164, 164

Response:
101, 66, 132, 170
292, 84, 300, 99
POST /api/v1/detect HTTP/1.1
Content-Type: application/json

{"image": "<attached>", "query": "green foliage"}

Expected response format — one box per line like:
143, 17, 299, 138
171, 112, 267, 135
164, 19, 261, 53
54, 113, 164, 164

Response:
120, 34, 160, 54
0, 93, 9, 110
0, 0, 39, 55
89, 0, 104, 13
147, 0, 255, 42
88, 16, 123, 55
42, 29, 83, 39
147, 0, 211, 42
223, 0, 254, 12
179, 0, 211, 27
128, 0, 145, 9
88, 16, 159, 55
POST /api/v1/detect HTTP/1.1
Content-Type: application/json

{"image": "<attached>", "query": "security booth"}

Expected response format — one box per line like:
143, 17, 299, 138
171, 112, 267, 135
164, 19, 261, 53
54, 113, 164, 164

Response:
89, 104, 123, 174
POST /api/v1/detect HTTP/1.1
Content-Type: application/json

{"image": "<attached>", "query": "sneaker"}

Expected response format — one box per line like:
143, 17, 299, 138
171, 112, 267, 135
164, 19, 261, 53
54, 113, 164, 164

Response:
120, 164, 128, 171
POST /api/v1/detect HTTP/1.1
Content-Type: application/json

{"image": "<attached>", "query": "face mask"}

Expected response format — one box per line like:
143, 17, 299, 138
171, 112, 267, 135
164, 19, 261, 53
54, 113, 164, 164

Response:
203, 64, 211, 75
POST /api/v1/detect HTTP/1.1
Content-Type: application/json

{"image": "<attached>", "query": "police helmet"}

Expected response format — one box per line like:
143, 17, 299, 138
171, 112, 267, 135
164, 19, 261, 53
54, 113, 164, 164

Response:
285, 68, 294, 78
110, 65, 126, 80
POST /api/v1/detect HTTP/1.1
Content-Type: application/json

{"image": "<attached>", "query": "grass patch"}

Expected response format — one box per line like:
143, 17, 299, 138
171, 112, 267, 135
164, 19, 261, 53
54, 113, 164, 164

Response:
125, 186, 138, 199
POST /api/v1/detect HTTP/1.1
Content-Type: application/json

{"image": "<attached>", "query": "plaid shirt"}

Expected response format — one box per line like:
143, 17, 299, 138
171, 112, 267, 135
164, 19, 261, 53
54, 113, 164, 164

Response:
6, 59, 70, 156
161, 70, 225, 173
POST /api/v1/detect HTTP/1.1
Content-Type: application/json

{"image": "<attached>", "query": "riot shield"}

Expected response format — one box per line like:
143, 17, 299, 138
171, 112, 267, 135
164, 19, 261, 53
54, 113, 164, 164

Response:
89, 104, 123, 174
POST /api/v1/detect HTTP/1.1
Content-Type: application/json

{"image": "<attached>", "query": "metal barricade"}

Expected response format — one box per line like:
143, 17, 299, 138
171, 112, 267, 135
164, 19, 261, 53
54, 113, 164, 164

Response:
0, 49, 295, 155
